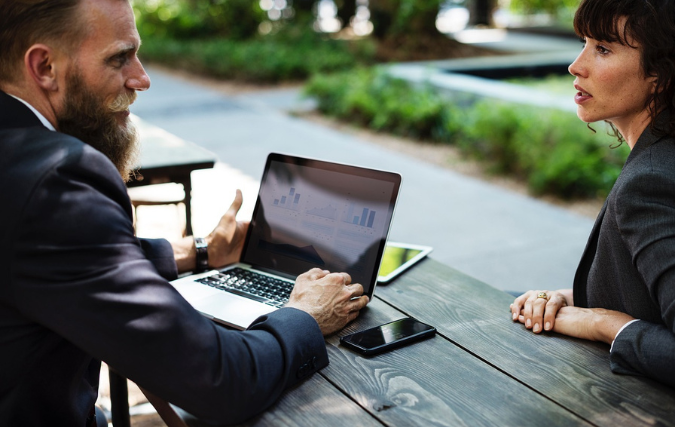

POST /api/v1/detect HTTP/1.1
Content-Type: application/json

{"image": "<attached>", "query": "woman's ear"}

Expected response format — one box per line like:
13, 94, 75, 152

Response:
24, 44, 60, 92
649, 73, 660, 94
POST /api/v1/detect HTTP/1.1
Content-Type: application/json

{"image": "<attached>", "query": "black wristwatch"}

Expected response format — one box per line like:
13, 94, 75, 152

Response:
194, 237, 209, 272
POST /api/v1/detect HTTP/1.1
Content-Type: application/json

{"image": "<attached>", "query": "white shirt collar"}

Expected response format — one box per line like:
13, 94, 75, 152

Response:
8, 94, 56, 131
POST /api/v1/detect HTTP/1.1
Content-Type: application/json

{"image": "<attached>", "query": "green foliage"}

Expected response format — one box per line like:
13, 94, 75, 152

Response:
138, 25, 375, 82
462, 100, 627, 197
305, 68, 453, 140
305, 68, 629, 199
369, 0, 444, 38
133, 0, 265, 40
509, 0, 580, 16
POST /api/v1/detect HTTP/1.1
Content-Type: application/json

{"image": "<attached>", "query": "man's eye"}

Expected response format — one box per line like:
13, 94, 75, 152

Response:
110, 54, 129, 67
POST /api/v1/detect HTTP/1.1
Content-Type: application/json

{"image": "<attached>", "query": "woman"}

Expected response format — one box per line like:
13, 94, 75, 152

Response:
510, 0, 675, 388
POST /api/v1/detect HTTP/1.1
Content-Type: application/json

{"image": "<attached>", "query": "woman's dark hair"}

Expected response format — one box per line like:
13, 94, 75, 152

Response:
574, 0, 675, 137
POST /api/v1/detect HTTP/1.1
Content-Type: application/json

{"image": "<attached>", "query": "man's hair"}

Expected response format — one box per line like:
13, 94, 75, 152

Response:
574, 0, 675, 137
0, 0, 86, 83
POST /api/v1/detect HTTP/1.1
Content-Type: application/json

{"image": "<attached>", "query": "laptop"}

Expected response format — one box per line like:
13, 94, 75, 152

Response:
171, 153, 402, 329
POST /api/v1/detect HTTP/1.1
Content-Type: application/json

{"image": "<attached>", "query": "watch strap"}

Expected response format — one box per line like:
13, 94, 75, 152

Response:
194, 237, 209, 272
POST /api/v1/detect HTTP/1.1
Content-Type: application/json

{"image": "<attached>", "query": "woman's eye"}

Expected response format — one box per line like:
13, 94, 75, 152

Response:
596, 45, 610, 54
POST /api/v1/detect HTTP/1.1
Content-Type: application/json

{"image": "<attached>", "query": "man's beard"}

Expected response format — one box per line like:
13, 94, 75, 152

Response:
57, 72, 140, 182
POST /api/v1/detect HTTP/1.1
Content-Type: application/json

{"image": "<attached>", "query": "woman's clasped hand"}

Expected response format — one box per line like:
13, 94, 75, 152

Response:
510, 290, 636, 344
510, 289, 571, 334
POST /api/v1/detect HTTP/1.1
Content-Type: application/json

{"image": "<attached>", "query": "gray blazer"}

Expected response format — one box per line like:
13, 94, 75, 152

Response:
574, 114, 675, 388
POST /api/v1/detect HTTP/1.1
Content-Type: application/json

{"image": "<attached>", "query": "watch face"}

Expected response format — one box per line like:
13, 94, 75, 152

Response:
195, 237, 208, 249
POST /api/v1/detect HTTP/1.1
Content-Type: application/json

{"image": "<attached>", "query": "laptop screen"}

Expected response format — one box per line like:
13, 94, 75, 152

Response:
241, 153, 401, 297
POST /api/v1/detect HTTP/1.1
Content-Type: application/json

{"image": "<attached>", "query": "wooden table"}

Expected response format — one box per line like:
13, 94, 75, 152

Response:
239, 258, 675, 426
126, 115, 216, 236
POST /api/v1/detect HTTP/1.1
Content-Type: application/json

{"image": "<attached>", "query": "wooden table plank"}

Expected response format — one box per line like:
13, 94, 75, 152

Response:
374, 258, 675, 426
321, 298, 588, 427
237, 372, 382, 427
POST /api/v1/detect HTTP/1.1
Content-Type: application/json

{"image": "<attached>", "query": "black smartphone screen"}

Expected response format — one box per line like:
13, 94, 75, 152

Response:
340, 317, 436, 355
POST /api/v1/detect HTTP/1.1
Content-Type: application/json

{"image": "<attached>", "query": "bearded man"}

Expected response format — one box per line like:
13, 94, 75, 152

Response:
0, 1, 369, 426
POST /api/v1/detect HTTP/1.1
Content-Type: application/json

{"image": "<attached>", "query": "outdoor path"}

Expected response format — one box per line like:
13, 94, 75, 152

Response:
130, 60, 595, 295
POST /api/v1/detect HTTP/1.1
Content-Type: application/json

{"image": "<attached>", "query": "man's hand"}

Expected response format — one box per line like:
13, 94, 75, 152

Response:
172, 190, 249, 274
286, 268, 369, 336
205, 189, 249, 268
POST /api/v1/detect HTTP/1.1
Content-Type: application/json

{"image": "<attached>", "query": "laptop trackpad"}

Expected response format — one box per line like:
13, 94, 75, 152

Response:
172, 281, 220, 303
197, 293, 276, 329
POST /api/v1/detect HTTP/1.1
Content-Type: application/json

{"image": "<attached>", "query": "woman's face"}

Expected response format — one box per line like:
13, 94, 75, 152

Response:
568, 18, 656, 143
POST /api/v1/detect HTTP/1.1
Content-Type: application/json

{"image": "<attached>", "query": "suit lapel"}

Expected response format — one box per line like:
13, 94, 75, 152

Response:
573, 201, 607, 308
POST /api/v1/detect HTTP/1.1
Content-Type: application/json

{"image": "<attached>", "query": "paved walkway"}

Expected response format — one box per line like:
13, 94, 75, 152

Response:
130, 32, 595, 294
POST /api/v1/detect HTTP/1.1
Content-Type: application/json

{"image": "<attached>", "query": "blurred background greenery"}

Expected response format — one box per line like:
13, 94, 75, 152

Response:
132, 0, 626, 201
133, 0, 578, 80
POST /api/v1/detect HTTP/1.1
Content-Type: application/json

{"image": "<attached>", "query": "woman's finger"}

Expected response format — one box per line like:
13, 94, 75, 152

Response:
543, 293, 567, 331
523, 297, 535, 329
511, 290, 533, 321
531, 294, 549, 333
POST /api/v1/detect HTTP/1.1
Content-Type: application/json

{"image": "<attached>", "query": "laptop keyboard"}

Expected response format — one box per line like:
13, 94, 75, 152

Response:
196, 267, 294, 308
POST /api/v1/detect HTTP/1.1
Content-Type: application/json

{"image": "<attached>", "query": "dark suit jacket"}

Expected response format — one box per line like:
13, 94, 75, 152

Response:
0, 91, 328, 426
573, 114, 675, 388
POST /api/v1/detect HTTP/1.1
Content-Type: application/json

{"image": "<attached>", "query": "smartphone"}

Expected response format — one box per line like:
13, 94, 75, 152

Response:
377, 242, 433, 284
339, 317, 436, 356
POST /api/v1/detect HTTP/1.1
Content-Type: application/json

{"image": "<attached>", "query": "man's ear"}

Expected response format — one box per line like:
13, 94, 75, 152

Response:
24, 44, 60, 92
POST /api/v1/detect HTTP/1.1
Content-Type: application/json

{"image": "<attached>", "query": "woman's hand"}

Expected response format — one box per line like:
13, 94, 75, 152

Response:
510, 289, 572, 333
553, 306, 635, 344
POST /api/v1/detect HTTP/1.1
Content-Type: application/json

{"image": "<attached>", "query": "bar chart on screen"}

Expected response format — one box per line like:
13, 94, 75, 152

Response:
343, 202, 377, 229
272, 187, 301, 211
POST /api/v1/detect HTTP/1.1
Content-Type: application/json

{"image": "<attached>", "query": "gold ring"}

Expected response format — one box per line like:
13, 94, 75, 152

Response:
537, 292, 548, 299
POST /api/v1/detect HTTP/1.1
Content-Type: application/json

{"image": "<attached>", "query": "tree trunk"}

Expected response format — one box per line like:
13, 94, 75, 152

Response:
336, 0, 357, 28
293, 0, 316, 20
368, 0, 397, 39
469, 0, 495, 27
401, 0, 442, 37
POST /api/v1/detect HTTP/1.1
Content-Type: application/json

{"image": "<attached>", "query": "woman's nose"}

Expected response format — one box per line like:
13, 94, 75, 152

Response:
569, 50, 586, 78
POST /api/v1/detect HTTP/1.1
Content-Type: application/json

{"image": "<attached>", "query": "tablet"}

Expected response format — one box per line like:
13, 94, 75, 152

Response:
377, 242, 433, 284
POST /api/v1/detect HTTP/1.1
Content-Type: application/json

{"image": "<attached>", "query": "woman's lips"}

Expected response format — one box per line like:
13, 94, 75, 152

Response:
574, 85, 592, 104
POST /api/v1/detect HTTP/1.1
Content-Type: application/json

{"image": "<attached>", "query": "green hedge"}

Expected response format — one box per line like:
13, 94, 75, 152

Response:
133, 0, 265, 40
304, 68, 629, 199
137, 22, 376, 83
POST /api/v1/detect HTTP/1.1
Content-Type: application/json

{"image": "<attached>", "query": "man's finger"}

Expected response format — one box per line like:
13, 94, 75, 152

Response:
227, 189, 243, 214
346, 310, 360, 324
341, 272, 352, 285
326, 272, 351, 285
347, 283, 364, 297
349, 295, 369, 312
299, 268, 328, 282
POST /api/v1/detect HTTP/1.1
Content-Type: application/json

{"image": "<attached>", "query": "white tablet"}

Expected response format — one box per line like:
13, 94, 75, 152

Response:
377, 242, 433, 284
